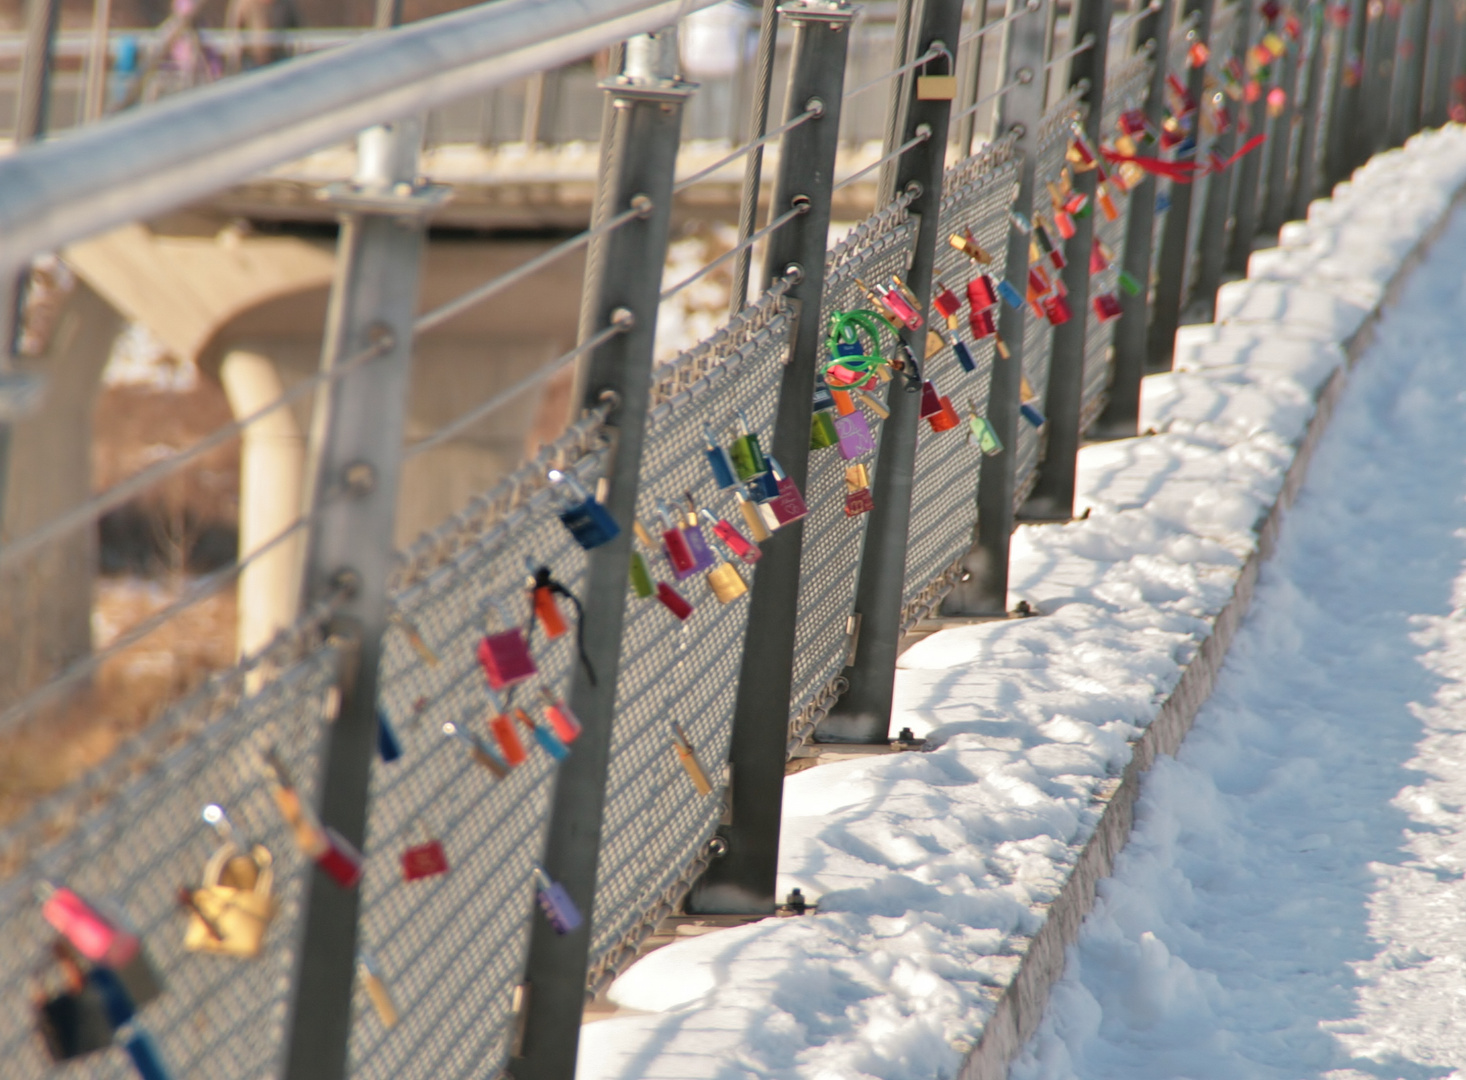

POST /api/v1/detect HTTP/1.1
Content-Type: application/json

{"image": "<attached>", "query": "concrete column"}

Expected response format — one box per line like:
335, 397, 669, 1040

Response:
218, 348, 305, 660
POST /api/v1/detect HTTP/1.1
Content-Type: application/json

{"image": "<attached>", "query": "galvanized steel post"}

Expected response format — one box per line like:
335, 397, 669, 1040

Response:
510, 28, 691, 1078
1389, 0, 1432, 142
283, 115, 438, 1080
1224, 14, 1270, 273
1262, 18, 1301, 232
1420, 0, 1454, 125
1022, 0, 1115, 518
1326, 0, 1366, 184
1194, 0, 1253, 314
1290, 0, 1328, 219
686, 0, 854, 913
941, 0, 1052, 614
1149, 0, 1217, 370
820, 0, 967, 744
1093, 0, 1175, 436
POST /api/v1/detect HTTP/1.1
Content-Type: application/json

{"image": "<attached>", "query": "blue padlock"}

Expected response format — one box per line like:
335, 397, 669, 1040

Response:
812, 381, 835, 412
533, 867, 583, 934
953, 340, 977, 373
548, 469, 620, 549
1020, 402, 1046, 427
702, 425, 738, 489
377, 710, 403, 763
996, 279, 1025, 310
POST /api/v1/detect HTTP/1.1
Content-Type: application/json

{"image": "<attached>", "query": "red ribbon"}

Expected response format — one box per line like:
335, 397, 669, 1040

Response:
1101, 133, 1267, 184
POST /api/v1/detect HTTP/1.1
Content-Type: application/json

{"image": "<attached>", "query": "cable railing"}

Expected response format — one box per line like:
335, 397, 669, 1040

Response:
0, 2, 1443, 1080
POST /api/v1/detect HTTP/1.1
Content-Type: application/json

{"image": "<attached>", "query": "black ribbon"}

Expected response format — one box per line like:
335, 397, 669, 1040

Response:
528, 564, 596, 687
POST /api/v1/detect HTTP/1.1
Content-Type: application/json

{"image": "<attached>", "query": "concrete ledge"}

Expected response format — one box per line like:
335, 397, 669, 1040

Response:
956, 138, 1466, 1080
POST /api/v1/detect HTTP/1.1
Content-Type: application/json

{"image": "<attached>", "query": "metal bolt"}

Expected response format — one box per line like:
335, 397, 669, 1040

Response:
609, 307, 636, 331
791, 193, 813, 213
630, 193, 654, 218
706, 836, 729, 858
342, 460, 377, 497
806, 96, 826, 118
1017, 67, 1034, 84
331, 567, 363, 599
368, 322, 396, 351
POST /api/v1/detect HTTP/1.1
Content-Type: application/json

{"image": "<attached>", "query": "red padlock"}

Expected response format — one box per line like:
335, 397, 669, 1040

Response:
1043, 294, 1073, 326
919, 380, 943, 419
928, 396, 961, 433
402, 837, 450, 881
967, 274, 998, 311
477, 629, 538, 691
1092, 292, 1123, 322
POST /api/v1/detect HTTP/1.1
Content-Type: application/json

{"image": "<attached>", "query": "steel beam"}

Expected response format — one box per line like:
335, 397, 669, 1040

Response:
511, 28, 691, 1078
688, 0, 855, 913
1193, 0, 1251, 315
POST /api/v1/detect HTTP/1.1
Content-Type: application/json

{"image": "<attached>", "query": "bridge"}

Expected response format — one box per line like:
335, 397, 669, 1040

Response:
0, 0, 1458, 1077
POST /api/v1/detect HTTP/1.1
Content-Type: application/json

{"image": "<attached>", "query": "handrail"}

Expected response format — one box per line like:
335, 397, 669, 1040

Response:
0, 0, 723, 275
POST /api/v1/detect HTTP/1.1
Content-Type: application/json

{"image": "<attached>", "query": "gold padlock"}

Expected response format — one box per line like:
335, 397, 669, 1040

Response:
845, 463, 871, 493
706, 561, 748, 604
184, 843, 276, 958
916, 74, 957, 100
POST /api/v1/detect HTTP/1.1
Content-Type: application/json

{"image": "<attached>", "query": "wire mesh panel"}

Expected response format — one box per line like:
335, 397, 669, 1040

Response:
0, 639, 339, 1080
1084, 48, 1157, 431
1013, 87, 1088, 505
900, 136, 1021, 628
785, 195, 920, 746
588, 291, 792, 985
347, 414, 612, 1080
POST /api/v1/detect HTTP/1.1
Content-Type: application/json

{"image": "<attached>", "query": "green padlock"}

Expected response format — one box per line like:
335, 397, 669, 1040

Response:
811, 412, 838, 450
629, 551, 654, 599
728, 410, 768, 482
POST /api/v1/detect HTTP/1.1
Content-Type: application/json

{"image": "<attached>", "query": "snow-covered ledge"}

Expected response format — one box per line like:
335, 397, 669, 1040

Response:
578, 127, 1466, 1080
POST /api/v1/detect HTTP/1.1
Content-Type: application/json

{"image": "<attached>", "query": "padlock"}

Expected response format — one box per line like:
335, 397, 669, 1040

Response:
929, 396, 961, 433
748, 468, 781, 502
811, 411, 838, 450
1043, 294, 1072, 326
760, 458, 808, 528
539, 688, 584, 744
477, 627, 537, 691
359, 953, 399, 1028
881, 284, 922, 330
1097, 184, 1119, 222
1009, 209, 1033, 234
727, 410, 768, 482
706, 561, 748, 603
517, 706, 569, 761
967, 406, 1004, 455
443, 720, 509, 779
263, 749, 363, 887
1188, 40, 1210, 68
855, 390, 890, 420
39, 885, 139, 969
532, 583, 568, 639
967, 274, 997, 312
377, 710, 403, 763
486, 691, 528, 768
915, 47, 957, 100
1090, 236, 1110, 274
844, 463, 874, 517
547, 469, 619, 550
926, 327, 947, 356
812, 380, 835, 413
855, 277, 902, 324
1118, 269, 1142, 296
949, 227, 992, 263
671, 722, 713, 796
891, 275, 925, 323
402, 829, 450, 881
656, 501, 699, 579
996, 278, 1026, 310
35, 976, 112, 1062
969, 307, 996, 340
1053, 209, 1076, 242
185, 842, 276, 957
678, 506, 718, 572
949, 339, 975, 373
1092, 291, 1122, 322
994, 334, 1011, 360
701, 509, 762, 564
734, 489, 772, 543
1118, 107, 1150, 138
702, 425, 738, 489
919, 380, 943, 419
533, 867, 583, 934
1033, 218, 1057, 257
932, 280, 962, 321
629, 550, 655, 598
655, 581, 694, 621
835, 410, 877, 459
390, 612, 440, 667
831, 387, 857, 416
1028, 265, 1051, 296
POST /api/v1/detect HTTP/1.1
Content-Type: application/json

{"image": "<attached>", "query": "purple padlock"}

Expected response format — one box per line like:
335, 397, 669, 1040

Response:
681, 524, 718, 572
834, 410, 876, 459
534, 868, 583, 935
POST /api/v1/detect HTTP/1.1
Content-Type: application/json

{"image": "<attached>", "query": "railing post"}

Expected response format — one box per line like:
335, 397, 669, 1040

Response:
1194, 0, 1254, 314
1327, 0, 1367, 183
941, 0, 1052, 614
1262, 14, 1301, 231
1023, 0, 1114, 517
282, 115, 438, 1080
1359, 0, 1398, 159
687, 1, 855, 913
1149, 0, 1217, 370
819, 0, 967, 744
1290, 0, 1329, 219
1420, 0, 1453, 125
1092, 0, 1175, 437
510, 29, 691, 1078
1225, 12, 1270, 272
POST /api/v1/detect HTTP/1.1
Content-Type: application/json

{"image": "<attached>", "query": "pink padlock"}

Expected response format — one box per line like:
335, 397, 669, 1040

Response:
834, 410, 877, 459
477, 629, 538, 691
40, 886, 139, 967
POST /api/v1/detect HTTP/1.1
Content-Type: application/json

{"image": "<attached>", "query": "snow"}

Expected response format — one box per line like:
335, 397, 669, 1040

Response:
1012, 170, 1466, 1078
577, 127, 1466, 1080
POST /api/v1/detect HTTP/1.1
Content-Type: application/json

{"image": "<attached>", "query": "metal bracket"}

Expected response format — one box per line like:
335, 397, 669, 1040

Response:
776, 1, 860, 26
317, 180, 453, 216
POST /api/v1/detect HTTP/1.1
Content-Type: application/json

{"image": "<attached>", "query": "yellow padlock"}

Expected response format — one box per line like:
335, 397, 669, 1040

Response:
706, 561, 748, 604
184, 844, 277, 958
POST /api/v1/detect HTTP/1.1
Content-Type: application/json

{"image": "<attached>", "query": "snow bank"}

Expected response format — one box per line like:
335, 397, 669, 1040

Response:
577, 127, 1466, 1080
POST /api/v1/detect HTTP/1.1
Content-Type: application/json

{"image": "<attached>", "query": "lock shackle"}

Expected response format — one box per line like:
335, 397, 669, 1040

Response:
546, 467, 592, 505
655, 498, 680, 532
202, 804, 240, 846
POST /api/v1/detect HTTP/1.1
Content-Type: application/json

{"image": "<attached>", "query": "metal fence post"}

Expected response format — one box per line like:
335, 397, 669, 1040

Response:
1390, 0, 1432, 140
1420, 0, 1453, 124
941, 0, 1052, 614
1359, 0, 1398, 158
1327, 0, 1366, 183
282, 115, 437, 1080
1022, 0, 1114, 518
1224, 20, 1270, 272
687, 1, 855, 913
1194, 0, 1254, 314
1149, 0, 1217, 370
820, 0, 967, 744
510, 29, 691, 1078
1093, 0, 1175, 437
1262, 19, 1301, 231
1290, 0, 1328, 218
